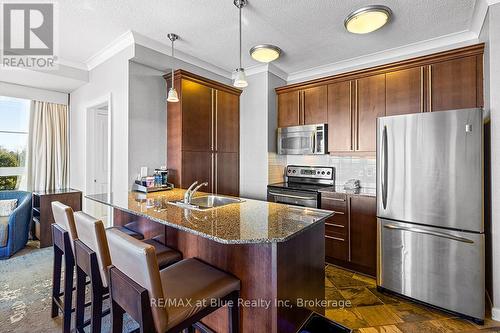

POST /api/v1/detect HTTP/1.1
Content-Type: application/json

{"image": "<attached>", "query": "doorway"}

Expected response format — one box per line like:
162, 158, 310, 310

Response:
85, 97, 112, 226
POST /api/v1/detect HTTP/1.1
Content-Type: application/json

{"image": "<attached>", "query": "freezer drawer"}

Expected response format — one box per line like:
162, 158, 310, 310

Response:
377, 218, 485, 320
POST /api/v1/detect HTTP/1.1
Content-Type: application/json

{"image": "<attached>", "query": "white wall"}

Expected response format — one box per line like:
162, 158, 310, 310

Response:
485, 3, 500, 321
240, 72, 268, 200
69, 46, 133, 207
239, 71, 286, 200
0, 81, 68, 104
128, 61, 167, 185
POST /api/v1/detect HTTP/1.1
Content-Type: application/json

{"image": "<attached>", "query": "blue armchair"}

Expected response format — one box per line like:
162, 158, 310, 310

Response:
0, 191, 32, 259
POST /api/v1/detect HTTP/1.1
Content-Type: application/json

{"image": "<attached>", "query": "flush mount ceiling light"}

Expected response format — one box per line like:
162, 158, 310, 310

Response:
250, 44, 282, 63
344, 5, 392, 34
233, 0, 248, 88
167, 33, 179, 103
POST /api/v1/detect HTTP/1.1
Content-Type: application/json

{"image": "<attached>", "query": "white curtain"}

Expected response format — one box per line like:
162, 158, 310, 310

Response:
27, 101, 69, 191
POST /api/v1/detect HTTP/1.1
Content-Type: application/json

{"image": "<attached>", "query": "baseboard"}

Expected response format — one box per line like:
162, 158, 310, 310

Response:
492, 307, 500, 321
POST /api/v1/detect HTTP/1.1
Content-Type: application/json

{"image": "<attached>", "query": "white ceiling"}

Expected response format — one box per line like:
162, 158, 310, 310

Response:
56, 0, 479, 76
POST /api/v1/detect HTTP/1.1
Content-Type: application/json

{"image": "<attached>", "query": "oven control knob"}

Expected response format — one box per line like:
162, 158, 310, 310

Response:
288, 169, 291, 174
316, 171, 320, 174
327, 171, 331, 175
292, 170, 296, 174
321, 171, 325, 175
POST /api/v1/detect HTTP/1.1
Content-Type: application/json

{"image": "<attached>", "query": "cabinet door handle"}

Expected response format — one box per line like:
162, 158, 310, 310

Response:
349, 81, 353, 150
211, 90, 214, 151
420, 66, 424, 113
348, 197, 352, 261
325, 235, 345, 242
331, 210, 345, 215
325, 222, 345, 228
211, 153, 215, 194
215, 90, 218, 151
428, 66, 432, 112
322, 197, 346, 202
355, 80, 359, 151
215, 153, 218, 194
297, 91, 301, 125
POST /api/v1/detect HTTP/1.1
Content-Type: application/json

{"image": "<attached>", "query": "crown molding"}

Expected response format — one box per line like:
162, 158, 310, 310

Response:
131, 31, 232, 79
56, 58, 88, 71
470, 0, 489, 36
233, 63, 288, 81
488, 0, 500, 4
85, 30, 135, 70
287, 30, 478, 83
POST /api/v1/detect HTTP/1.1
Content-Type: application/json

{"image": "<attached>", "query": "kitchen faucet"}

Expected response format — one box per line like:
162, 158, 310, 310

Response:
183, 181, 208, 205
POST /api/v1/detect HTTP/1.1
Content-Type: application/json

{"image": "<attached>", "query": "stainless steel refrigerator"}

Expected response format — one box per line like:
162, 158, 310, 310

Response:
376, 108, 484, 322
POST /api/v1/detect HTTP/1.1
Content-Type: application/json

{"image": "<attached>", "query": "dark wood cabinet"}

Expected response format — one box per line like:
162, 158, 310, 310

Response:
216, 90, 239, 153
278, 91, 300, 127
429, 55, 480, 111
277, 87, 327, 128
386, 67, 424, 116
181, 79, 213, 151
303, 86, 328, 125
181, 151, 214, 193
327, 81, 353, 152
348, 196, 377, 273
165, 70, 241, 196
276, 44, 484, 153
32, 189, 82, 248
356, 74, 386, 152
322, 193, 377, 276
215, 152, 239, 196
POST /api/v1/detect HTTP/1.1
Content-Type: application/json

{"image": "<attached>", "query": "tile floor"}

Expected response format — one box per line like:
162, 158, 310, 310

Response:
324, 265, 500, 333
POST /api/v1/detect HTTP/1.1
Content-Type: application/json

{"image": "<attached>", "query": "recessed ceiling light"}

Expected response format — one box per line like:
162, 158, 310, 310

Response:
345, 5, 392, 34
250, 44, 282, 63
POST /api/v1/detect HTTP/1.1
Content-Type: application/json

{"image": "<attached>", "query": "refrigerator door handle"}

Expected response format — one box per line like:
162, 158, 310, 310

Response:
382, 125, 388, 209
383, 224, 475, 244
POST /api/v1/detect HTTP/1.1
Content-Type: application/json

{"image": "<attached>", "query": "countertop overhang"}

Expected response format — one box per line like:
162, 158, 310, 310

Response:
86, 189, 332, 245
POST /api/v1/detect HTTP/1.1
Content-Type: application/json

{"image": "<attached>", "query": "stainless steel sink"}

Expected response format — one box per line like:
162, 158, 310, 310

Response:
168, 195, 243, 210
190, 195, 242, 209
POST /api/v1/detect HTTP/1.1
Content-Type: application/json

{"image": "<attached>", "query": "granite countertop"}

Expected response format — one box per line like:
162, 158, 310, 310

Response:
318, 186, 376, 197
86, 189, 332, 245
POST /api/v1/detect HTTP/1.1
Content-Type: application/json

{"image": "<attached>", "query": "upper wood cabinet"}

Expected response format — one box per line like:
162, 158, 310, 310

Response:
216, 90, 239, 153
277, 86, 327, 127
327, 81, 353, 152
429, 55, 481, 111
278, 91, 300, 127
386, 67, 424, 116
356, 74, 386, 152
181, 80, 213, 151
276, 44, 484, 153
165, 70, 241, 196
303, 86, 328, 125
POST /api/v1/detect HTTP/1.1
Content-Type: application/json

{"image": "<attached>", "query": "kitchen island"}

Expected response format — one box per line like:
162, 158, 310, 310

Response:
87, 190, 331, 333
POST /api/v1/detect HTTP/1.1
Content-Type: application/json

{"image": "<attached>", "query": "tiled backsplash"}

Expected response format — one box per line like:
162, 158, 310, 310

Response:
270, 154, 376, 189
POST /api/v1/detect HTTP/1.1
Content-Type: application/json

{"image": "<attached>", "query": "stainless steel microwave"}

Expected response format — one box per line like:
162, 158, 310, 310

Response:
277, 124, 327, 155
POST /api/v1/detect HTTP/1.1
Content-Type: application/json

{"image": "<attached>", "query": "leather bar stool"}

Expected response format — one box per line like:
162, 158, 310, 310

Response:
106, 228, 241, 333
73, 212, 183, 332
73, 212, 112, 333
50, 201, 80, 333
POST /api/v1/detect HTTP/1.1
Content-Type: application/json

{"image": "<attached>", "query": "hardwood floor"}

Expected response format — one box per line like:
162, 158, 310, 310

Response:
324, 265, 500, 333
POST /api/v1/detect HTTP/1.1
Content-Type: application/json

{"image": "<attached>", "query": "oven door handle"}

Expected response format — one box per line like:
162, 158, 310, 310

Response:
268, 191, 317, 201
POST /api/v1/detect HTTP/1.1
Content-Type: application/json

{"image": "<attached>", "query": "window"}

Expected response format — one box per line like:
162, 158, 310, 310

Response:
0, 96, 30, 190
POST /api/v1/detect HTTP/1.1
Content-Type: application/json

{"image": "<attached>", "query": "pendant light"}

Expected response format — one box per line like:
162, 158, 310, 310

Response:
167, 33, 179, 102
233, 0, 248, 88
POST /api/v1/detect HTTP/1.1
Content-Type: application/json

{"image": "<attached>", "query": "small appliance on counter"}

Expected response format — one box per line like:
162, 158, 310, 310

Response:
267, 165, 334, 208
343, 179, 360, 190
132, 167, 174, 193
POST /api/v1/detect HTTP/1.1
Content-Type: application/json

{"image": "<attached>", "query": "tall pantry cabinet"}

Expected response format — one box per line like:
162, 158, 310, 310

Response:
165, 70, 241, 196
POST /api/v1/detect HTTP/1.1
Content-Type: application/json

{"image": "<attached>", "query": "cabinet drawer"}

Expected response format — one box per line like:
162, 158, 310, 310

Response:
325, 214, 347, 228
325, 234, 348, 261
321, 195, 347, 213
